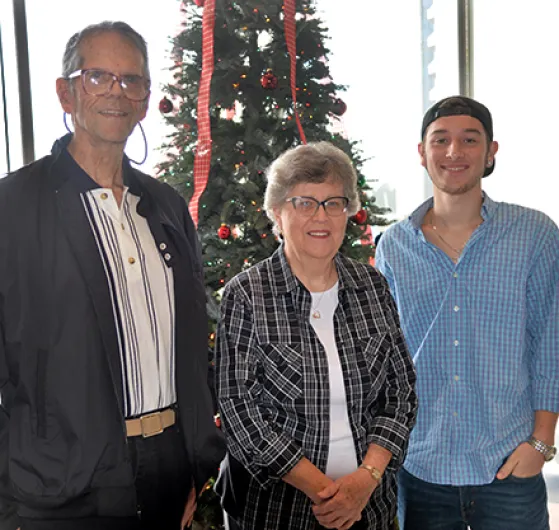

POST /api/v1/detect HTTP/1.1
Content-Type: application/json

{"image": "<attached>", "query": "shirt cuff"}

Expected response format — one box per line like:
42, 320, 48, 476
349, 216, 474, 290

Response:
533, 382, 559, 413
250, 432, 305, 488
366, 418, 412, 472
229, 430, 304, 490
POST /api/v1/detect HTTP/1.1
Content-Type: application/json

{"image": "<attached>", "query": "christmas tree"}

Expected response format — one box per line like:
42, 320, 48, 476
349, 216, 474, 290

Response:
157, 1, 390, 527
158, 0, 390, 292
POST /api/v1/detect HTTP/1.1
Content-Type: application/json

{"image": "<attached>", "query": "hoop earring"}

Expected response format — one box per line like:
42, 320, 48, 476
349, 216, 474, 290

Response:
127, 122, 148, 166
63, 113, 148, 166
63, 112, 73, 134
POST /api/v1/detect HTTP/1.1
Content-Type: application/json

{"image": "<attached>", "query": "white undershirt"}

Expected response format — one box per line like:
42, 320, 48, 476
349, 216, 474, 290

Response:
310, 283, 358, 479
83, 187, 176, 417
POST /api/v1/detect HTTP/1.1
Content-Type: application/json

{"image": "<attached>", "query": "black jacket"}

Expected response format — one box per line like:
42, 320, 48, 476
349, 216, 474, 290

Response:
0, 136, 225, 528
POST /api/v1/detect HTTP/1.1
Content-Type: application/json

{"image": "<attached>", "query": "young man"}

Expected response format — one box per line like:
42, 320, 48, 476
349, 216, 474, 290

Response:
0, 22, 224, 530
376, 96, 559, 530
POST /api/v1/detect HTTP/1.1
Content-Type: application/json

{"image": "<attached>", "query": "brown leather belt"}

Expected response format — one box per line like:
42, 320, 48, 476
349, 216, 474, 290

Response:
125, 408, 176, 438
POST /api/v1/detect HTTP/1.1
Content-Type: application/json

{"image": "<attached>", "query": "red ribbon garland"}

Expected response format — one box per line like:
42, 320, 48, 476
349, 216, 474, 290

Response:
283, 0, 307, 144
189, 0, 216, 226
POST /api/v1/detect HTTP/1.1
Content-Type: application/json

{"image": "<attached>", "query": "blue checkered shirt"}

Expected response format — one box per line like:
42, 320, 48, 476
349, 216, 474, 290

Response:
375, 193, 559, 486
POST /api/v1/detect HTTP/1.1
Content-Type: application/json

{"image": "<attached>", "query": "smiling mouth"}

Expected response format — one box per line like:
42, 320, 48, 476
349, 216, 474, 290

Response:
308, 231, 330, 237
441, 165, 468, 172
99, 110, 128, 117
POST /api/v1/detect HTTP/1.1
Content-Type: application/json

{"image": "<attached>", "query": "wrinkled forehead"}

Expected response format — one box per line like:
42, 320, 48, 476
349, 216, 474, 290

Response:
79, 32, 146, 74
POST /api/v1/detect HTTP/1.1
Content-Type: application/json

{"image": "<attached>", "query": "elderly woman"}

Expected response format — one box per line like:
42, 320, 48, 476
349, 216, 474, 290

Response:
215, 142, 417, 530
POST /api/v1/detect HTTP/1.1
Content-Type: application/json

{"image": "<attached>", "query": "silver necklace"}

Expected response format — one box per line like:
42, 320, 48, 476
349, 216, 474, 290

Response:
311, 290, 328, 319
307, 268, 337, 319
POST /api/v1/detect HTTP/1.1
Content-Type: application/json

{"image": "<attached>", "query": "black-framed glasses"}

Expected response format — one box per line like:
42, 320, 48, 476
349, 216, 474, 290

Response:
285, 196, 349, 217
67, 69, 151, 102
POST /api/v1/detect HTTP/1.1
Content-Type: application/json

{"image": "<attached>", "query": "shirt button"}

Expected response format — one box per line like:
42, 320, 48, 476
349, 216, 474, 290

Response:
453, 305, 460, 312
453, 412, 458, 417
454, 340, 460, 346
454, 375, 460, 381
128, 257, 136, 264
159, 242, 167, 250
100, 192, 108, 200
164, 253, 171, 261
453, 272, 458, 278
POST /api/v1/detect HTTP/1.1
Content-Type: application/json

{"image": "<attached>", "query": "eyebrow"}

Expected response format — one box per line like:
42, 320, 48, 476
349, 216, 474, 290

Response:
430, 128, 483, 136
80, 66, 145, 76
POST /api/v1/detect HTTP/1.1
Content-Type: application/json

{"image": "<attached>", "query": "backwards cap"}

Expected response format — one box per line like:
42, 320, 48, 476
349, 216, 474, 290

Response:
421, 96, 495, 177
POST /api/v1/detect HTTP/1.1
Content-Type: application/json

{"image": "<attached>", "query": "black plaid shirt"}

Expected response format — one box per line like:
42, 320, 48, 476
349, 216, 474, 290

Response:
215, 246, 417, 529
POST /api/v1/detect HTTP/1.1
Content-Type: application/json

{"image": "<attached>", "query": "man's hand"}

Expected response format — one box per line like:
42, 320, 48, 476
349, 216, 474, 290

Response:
312, 468, 377, 530
180, 485, 197, 529
496, 442, 545, 479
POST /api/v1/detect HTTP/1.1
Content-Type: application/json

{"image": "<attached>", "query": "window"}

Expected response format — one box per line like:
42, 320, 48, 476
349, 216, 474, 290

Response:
474, 1, 558, 225
0, 1, 24, 175
318, 0, 459, 223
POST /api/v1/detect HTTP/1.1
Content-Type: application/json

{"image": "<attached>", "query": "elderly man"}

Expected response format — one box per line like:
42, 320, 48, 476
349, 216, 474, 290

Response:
0, 21, 224, 530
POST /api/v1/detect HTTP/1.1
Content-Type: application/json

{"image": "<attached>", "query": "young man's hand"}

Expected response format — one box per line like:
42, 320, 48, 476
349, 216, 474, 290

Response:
496, 442, 545, 479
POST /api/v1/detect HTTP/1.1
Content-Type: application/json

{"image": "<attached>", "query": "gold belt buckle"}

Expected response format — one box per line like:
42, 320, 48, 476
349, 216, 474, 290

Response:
140, 412, 164, 438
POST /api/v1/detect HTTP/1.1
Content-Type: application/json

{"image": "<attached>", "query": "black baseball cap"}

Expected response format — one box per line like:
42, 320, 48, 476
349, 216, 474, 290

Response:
421, 96, 495, 177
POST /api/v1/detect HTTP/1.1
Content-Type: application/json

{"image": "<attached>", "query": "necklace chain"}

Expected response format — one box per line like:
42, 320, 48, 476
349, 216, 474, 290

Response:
431, 224, 467, 256
308, 270, 337, 319
311, 288, 330, 319
427, 212, 481, 263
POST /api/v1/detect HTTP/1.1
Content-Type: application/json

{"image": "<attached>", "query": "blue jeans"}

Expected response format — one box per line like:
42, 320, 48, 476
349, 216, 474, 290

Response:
398, 467, 549, 530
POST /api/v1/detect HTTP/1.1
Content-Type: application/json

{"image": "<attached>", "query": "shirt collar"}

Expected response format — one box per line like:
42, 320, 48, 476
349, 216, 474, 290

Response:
269, 244, 299, 296
407, 191, 498, 232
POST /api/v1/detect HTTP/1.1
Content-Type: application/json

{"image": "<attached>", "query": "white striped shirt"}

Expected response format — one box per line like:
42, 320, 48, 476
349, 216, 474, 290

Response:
82, 187, 176, 417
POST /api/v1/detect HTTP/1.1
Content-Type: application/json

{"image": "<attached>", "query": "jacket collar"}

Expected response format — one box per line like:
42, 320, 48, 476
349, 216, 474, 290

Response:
50, 133, 143, 196
49, 134, 179, 231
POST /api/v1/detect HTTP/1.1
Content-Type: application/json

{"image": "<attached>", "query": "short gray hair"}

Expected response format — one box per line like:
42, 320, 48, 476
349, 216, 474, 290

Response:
264, 142, 360, 236
62, 21, 150, 80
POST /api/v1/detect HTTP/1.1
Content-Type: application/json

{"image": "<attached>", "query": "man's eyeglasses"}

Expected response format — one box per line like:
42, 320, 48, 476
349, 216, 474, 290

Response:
285, 196, 349, 217
67, 69, 151, 102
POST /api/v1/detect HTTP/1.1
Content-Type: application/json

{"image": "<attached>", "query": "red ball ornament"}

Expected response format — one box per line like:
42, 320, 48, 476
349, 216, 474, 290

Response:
352, 209, 367, 225
224, 106, 236, 120
218, 224, 231, 240
261, 69, 279, 90
193, 0, 205, 6
331, 97, 347, 116
215, 415, 221, 428
159, 97, 173, 114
